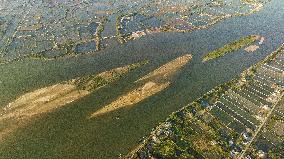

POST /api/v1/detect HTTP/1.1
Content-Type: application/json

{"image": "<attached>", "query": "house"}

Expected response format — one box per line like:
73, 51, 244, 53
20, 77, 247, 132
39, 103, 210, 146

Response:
131, 31, 146, 39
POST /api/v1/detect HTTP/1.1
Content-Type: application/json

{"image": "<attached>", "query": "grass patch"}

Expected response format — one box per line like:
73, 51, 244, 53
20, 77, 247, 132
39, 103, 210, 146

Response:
68, 60, 149, 91
202, 35, 260, 62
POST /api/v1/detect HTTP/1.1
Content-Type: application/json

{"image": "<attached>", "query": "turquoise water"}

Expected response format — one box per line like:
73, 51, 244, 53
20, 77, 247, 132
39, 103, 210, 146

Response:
0, 0, 283, 158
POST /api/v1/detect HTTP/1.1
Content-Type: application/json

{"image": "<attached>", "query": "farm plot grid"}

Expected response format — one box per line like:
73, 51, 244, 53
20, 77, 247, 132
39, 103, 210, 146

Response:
0, 0, 269, 63
129, 44, 284, 159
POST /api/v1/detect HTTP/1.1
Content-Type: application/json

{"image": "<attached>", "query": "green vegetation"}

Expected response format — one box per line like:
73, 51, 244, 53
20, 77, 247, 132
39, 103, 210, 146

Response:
268, 145, 284, 159
0, 56, 5, 64
242, 0, 258, 3
152, 139, 177, 158
131, 77, 242, 158
132, 44, 284, 159
202, 35, 259, 62
27, 52, 48, 60
96, 18, 107, 51
68, 60, 149, 91
147, 106, 231, 158
116, 15, 126, 44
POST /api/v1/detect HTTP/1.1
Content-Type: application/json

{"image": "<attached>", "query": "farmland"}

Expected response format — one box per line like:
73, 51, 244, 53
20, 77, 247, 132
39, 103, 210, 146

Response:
130, 44, 284, 159
0, 0, 269, 63
1, 0, 284, 158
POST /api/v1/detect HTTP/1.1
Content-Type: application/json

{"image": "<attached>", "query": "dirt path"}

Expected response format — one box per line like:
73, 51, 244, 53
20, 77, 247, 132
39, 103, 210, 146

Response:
238, 92, 284, 159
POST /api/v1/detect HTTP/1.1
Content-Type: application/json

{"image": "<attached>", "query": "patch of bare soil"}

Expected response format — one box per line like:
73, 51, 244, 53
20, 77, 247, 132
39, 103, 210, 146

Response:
90, 81, 170, 118
245, 45, 260, 52
0, 125, 17, 142
0, 62, 146, 141
68, 61, 148, 91
0, 84, 89, 121
259, 37, 265, 45
244, 36, 265, 53
90, 54, 192, 118
275, 96, 284, 113
0, 84, 89, 142
274, 122, 284, 137
136, 54, 192, 82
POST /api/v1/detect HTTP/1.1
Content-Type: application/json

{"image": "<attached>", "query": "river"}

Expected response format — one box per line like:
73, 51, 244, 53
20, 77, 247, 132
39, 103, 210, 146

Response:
0, 0, 283, 158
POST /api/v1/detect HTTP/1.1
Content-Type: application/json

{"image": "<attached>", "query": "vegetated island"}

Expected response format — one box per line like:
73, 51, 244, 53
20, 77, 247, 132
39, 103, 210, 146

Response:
202, 35, 262, 62
126, 44, 284, 159
89, 54, 192, 118
0, 60, 147, 142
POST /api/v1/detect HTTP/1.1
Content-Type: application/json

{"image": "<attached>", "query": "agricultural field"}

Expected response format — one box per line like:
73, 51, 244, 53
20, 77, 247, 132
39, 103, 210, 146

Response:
0, 0, 269, 63
0, 0, 283, 159
130, 44, 284, 159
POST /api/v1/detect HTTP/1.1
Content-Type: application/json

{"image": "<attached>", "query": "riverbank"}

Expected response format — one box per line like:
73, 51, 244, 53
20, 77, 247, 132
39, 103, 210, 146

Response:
128, 43, 284, 159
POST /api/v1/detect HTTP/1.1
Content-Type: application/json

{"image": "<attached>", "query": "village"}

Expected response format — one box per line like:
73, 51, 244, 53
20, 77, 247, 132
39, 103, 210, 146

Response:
130, 44, 284, 159
0, 0, 269, 64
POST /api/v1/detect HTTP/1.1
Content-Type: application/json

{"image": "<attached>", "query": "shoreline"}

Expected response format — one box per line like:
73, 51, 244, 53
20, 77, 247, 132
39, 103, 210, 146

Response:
125, 43, 284, 159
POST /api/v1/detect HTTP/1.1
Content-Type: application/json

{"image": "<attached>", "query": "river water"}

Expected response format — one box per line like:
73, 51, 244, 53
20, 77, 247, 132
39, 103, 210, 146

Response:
0, 0, 283, 158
